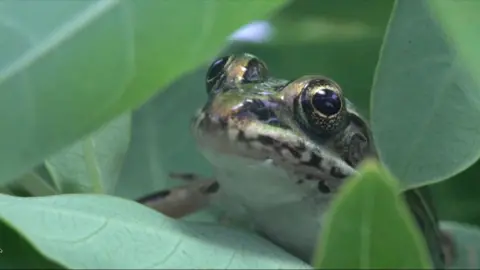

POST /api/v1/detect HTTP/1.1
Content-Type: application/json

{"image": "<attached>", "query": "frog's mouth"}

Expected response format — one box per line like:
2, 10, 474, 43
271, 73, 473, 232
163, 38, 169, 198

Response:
191, 98, 357, 187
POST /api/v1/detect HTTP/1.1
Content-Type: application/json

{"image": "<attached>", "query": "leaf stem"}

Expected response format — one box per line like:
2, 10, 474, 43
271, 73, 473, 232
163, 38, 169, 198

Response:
82, 137, 103, 193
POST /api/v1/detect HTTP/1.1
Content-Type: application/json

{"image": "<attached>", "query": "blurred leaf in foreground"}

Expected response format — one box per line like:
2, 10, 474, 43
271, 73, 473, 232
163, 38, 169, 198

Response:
0, 193, 310, 269
371, 0, 480, 189
313, 160, 432, 269
0, 0, 288, 186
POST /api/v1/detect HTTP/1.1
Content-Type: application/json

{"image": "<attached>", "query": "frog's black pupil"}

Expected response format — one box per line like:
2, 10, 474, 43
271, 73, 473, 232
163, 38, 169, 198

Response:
206, 56, 229, 93
312, 89, 341, 116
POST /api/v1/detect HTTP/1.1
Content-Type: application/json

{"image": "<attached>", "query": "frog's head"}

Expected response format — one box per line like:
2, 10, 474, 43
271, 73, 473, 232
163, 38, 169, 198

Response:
192, 53, 375, 196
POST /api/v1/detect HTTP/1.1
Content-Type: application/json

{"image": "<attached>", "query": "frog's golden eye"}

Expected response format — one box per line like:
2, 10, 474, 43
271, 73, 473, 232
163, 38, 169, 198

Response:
206, 56, 230, 94
206, 54, 269, 94
297, 78, 347, 136
240, 55, 268, 84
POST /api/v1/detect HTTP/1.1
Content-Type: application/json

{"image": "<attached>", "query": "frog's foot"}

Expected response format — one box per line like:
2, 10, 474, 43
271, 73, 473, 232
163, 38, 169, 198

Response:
136, 173, 219, 219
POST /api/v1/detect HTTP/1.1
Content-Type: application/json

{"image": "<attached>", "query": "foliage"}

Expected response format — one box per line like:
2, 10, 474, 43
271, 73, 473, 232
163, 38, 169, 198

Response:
1, 0, 480, 268
313, 161, 432, 269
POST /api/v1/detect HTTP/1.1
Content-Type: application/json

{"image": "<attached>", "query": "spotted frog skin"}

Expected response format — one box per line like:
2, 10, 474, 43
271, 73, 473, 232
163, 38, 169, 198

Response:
138, 54, 452, 268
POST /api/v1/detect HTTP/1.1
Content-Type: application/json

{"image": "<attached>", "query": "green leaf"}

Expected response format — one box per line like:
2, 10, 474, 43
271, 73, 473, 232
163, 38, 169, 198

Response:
313, 160, 432, 269
371, 0, 480, 188
0, 219, 65, 269
7, 170, 58, 197
0, 194, 310, 269
45, 113, 131, 195
0, 0, 288, 185
425, 0, 480, 227
441, 221, 480, 269
427, 0, 480, 92
114, 69, 214, 200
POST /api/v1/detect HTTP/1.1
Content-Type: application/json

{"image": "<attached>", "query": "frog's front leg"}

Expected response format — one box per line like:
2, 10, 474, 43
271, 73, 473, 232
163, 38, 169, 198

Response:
136, 173, 218, 218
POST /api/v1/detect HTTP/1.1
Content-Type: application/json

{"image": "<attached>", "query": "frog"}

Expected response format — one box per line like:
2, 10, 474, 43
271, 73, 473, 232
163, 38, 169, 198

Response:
137, 53, 453, 268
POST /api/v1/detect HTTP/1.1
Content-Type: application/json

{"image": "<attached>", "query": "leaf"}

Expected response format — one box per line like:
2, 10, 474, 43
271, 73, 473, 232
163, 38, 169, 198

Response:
426, 0, 480, 227
441, 221, 480, 269
371, 0, 480, 188
0, 194, 310, 269
45, 113, 131, 195
8, 170, 58, 197
0, 220, 65, 269
0, 0, 288, 185
427, 0, 480, 92
114, 69, 214, 201
313, 160, 432, 269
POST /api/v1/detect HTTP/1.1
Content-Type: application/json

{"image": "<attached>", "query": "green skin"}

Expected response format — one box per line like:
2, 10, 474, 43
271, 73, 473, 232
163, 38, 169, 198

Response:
138, 54, 452, 268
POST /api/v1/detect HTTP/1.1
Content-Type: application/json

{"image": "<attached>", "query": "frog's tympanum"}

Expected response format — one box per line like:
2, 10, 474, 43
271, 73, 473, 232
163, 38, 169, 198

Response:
138, 54, 452, 268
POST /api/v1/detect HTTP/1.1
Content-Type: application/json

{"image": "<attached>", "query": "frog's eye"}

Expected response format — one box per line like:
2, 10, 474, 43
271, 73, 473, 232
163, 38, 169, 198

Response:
206, 56, 230, 94
225, 53, 268, 85
206, 54, 269, 94
297, 78, 347, 136
241, 57, 268, 83
309, 87, 342, 116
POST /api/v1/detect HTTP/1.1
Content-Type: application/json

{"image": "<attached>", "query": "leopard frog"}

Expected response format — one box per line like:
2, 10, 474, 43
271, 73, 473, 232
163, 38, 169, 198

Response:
138, 53, 450, 268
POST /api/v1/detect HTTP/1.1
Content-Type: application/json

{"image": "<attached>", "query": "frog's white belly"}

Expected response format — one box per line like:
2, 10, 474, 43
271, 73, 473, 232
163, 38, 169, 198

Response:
201, 150, 332, 261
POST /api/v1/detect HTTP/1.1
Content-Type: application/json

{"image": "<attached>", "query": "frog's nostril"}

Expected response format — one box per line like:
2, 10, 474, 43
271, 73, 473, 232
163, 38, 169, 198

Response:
317, 181, 331, 194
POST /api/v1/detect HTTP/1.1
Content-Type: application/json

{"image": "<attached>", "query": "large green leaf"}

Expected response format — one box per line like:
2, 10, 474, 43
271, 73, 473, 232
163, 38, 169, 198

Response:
427, 0, 480, 92
45, 113, 131, 194
425, 0, 480, 229
313, 160, 432, 269
0, 0, 288, 185
0, 194, 310, 269
371, 0, 480, 188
